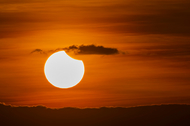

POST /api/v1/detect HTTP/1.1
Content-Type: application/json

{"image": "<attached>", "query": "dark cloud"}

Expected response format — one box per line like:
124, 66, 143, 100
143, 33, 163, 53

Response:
31, 44, 120, 55
1, 103, 190, 126
77, 45, 119, 55
68, 45, 78, 50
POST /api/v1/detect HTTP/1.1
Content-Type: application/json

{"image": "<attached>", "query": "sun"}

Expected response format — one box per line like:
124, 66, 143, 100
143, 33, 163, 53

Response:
44, 51, 85, 88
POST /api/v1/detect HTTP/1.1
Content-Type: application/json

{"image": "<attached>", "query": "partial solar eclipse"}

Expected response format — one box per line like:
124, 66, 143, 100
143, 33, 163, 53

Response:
44, 51, 85, 88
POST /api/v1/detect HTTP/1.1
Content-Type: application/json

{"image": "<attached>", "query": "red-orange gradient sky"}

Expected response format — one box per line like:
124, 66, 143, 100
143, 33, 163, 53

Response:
0, 0, 190, 108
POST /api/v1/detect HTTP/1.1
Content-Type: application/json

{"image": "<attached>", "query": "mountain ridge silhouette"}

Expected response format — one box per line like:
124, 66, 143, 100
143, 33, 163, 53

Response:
0, 103, 190, 126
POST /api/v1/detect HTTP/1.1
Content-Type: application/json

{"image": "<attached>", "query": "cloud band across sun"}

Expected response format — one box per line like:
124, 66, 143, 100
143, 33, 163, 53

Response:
31, 44, 120, 55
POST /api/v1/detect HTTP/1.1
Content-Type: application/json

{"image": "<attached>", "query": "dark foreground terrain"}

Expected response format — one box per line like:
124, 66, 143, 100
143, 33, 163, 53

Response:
0, 103, 190, 126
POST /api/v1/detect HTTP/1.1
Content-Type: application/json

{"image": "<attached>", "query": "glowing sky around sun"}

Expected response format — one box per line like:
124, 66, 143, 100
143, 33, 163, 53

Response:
0, 0, 190, 108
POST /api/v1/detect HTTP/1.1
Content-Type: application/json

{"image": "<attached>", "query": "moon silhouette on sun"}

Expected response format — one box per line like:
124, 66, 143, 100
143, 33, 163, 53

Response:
44, 51, 85, 89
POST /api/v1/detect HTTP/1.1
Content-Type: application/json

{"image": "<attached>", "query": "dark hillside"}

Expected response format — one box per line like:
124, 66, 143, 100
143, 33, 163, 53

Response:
0, 104, 190, 126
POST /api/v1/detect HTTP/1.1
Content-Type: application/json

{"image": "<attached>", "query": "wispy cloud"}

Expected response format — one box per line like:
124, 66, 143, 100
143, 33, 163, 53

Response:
30, 49, 46, 54
1, 0, 190, 38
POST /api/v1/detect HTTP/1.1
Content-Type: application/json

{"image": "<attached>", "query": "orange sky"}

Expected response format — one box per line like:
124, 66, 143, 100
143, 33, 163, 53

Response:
0, 0, 190, 108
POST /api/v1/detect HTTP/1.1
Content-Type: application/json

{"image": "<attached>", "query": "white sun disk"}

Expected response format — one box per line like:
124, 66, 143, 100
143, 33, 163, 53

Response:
44, 51, 85, 88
